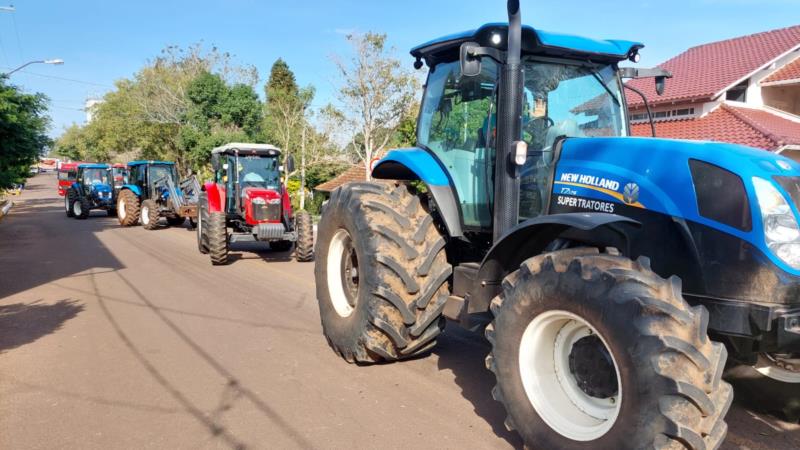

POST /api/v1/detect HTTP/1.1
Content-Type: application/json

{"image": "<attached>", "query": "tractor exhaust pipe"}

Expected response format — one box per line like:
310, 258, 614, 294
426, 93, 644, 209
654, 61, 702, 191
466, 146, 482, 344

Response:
492, 0, 524, 241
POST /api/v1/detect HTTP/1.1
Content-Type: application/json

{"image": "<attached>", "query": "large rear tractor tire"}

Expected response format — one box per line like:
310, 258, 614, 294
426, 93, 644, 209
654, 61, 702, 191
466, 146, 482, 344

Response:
725, 355, 800, 421
141, 199, 159, 230
73, 195, 90, 220
117, 190, 140, 227
486, 247, 732, 449
196, 194, 209, 255
65, 191, 75, 218
315, 182, 451, 363
207, 211, 228, 265
294, 210, 314, 262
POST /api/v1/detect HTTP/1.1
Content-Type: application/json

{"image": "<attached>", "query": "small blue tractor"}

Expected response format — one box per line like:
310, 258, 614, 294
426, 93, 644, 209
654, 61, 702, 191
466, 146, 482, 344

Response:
65, 163, 116, 219
315, 1, 800, 448
115, 160, 200, 229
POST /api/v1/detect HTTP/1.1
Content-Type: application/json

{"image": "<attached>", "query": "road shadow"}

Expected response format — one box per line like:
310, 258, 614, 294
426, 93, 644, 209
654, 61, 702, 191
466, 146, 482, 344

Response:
0, 183, 125, 299
227, 242, 294, 264
0, 299, 84, 353
434, 324, 524, 449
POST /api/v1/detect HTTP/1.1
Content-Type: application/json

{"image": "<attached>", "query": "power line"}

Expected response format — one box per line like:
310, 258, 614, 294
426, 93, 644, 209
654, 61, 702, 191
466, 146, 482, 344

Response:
0, 68, 113, 88
10, 9, 23, 62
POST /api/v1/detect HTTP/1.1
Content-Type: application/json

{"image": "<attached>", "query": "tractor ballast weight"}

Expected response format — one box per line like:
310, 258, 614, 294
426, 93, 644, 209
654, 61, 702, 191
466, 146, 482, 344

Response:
115, 161, 198, 229
196, 143, 314, 265
309, 1, 800, 448
65, 163, 117, 219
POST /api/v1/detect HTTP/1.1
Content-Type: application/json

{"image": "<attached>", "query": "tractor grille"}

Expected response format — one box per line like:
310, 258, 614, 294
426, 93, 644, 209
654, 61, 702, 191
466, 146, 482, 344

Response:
252, 202, 281, 222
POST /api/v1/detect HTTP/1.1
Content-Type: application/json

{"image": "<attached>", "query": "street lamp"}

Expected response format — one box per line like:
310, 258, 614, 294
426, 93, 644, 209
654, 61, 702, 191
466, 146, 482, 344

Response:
3, 59, 64, 76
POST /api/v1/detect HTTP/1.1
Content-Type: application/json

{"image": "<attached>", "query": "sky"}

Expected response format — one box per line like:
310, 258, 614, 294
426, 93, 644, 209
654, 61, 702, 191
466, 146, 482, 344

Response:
1, 0, 798, 139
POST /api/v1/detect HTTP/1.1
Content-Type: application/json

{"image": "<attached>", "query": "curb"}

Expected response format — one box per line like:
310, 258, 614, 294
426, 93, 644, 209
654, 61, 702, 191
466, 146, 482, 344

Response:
0, 200, 12, 222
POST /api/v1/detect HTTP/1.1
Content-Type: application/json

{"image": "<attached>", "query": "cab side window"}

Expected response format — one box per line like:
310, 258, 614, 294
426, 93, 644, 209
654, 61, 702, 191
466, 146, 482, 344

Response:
418, 60, 498, 229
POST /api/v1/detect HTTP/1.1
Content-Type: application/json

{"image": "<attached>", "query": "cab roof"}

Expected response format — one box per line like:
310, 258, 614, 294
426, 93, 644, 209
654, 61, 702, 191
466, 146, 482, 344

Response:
128, 160, 175, 166
411, 23, 643, 66
78, 163, 110, 169
211, 143, 282, 156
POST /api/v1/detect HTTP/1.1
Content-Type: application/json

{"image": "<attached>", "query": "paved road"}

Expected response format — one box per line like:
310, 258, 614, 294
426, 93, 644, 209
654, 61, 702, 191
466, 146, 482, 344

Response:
1, 173, 799, 449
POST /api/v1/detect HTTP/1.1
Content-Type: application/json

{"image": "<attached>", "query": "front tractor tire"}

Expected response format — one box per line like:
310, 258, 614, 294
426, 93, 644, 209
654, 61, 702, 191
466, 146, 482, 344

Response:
196, 194, 209, 255
486, 248, 732, 449
117, 190, 140, 227
207, 211, 228, 265
294, 210, 314, 262
73, 194, 90, 220
315, 182, 452, 363
140, 199, 159, 230
65, 191, 76, 218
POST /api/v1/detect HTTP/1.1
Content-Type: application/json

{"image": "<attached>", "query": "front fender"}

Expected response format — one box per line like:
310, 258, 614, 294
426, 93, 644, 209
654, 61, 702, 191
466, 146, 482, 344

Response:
203, 182, 225, 213
372, 148, 462, 237
469, 213, 640, 313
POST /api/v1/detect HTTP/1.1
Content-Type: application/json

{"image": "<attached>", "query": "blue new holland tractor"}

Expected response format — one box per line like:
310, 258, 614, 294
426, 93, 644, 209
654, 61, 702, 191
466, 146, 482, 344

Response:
65, 163, 116, 219
116, 161, 200, 229
315, 1, 800, 448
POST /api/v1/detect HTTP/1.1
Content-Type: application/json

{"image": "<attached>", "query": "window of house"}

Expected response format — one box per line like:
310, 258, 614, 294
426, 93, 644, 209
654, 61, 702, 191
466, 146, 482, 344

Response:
726, 81, 748, 102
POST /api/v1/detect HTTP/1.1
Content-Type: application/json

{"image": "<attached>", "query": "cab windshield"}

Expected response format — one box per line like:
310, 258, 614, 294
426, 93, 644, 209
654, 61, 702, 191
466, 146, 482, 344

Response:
518, 60, 627, 221
237, 156, 280, 190
58, 171, 76, 181
83, 168, 110, 185
150, 165, 177, 184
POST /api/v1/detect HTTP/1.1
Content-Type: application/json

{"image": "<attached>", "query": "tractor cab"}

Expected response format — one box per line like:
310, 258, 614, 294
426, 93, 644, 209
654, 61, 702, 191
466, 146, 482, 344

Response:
110, 163, 127, 191
65, 163, 116, 219
127, 161, 179, 201
211, 143, 291, 226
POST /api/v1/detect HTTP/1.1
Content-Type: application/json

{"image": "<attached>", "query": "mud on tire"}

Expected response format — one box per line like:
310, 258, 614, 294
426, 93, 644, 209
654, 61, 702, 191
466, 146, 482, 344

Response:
117, 189, 140, 227
314, 182, 451, 363
207, 211, 228, 265
486, 247, 732, 449
141, 199, 159, 230
294, 210, 314, 262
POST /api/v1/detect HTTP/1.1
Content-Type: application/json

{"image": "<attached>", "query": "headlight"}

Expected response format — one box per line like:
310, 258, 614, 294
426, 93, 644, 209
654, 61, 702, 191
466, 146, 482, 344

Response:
753, 177, 800, 269
251, 197, 267, 205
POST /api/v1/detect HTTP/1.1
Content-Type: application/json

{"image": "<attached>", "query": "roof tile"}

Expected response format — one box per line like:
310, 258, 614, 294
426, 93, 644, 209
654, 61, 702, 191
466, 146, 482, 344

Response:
763, 56, 800, 84
315, 165, 367, 192
628, 25, 800, 107
631, 104, 800, 150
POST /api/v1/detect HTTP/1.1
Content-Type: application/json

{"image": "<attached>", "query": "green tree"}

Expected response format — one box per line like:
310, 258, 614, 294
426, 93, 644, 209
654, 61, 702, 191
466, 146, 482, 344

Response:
330, 32, 419, 180
0, 77, 51, 189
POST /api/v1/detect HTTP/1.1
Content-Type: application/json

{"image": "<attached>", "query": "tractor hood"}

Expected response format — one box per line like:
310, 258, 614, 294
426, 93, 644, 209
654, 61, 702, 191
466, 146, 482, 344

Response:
242, 187, 281, 224
554, 137, 800, 273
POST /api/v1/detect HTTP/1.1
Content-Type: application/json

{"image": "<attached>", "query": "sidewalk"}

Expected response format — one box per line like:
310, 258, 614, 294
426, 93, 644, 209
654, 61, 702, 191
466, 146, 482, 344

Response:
0, 199, 13, 222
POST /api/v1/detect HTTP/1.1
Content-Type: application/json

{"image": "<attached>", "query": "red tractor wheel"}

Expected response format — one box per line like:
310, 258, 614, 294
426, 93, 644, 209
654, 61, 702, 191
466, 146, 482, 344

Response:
207, 211, 228, 265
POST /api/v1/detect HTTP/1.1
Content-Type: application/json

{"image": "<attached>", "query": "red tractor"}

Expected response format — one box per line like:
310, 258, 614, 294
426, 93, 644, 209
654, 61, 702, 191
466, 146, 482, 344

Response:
196, 143, 314, 265
57, 162, 80, 197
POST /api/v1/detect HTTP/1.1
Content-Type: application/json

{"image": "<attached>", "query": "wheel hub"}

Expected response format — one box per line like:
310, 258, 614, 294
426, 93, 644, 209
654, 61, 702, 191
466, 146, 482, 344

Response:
568, 335, 619, 399
327, 229, 359, 318
756, 353, 800, 383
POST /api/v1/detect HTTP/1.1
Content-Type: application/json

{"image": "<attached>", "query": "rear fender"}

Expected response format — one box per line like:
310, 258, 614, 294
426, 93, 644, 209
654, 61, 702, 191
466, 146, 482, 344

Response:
121, 184, 141, 198
468, 213, 640, 313
204, 182, 225, 213
372, 148, 462, 237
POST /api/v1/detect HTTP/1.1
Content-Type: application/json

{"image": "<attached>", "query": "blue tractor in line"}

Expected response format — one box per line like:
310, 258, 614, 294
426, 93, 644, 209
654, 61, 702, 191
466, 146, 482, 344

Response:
65, 163, 116, 219
116, 161, 200, 229
315, 1, 800, 448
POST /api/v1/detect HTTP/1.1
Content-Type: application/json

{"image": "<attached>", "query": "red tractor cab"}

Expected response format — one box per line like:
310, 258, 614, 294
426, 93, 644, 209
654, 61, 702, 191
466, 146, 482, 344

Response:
197, 143, 314, 265
111, 163, 127, 191
57, 163, 80, 196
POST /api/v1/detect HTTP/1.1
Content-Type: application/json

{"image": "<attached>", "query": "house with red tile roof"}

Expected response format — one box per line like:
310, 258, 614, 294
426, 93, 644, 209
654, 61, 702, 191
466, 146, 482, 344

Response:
627, 25, 800, 160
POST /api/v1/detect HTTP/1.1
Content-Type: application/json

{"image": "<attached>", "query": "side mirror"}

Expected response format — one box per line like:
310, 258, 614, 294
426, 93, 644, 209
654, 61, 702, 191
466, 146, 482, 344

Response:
655, 76, 667, 96
460, 42, 482, 77
286, 155, 296, 173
